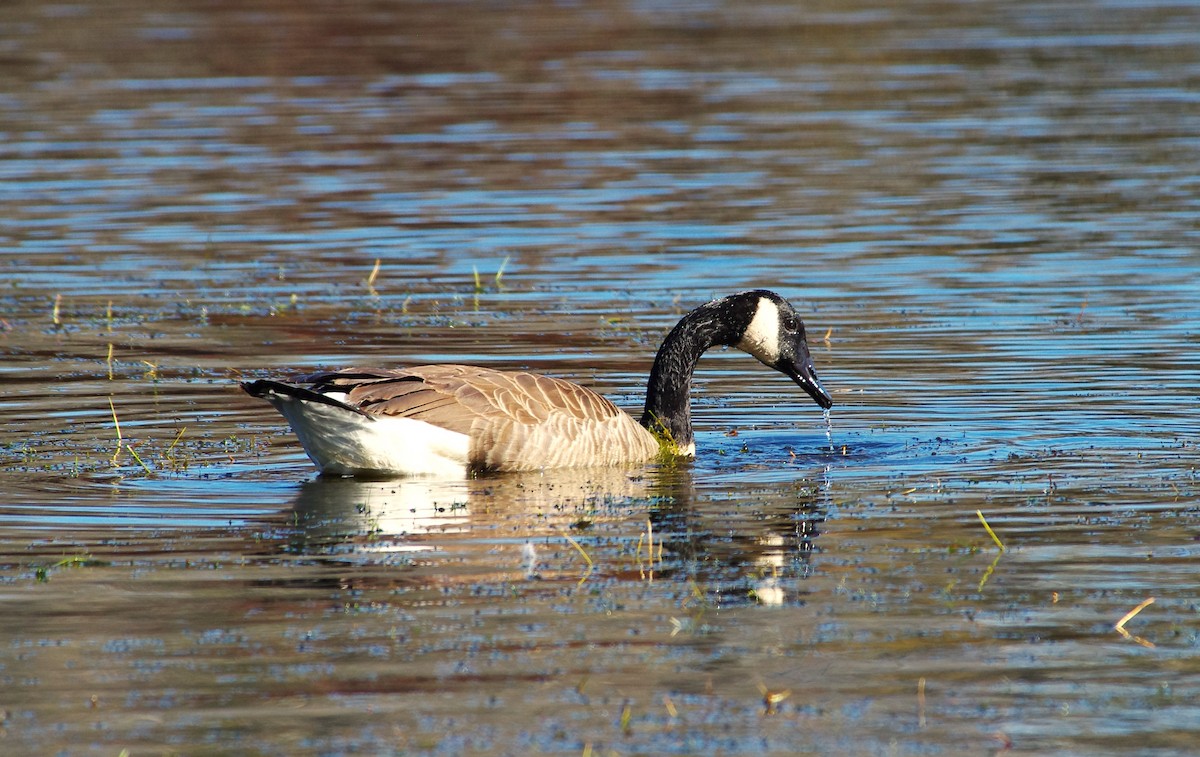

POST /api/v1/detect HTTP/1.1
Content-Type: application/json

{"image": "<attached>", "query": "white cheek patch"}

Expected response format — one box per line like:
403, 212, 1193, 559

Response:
736, 297, 782, 365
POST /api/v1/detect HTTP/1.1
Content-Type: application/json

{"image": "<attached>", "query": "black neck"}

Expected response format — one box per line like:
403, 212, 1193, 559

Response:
639, 302, 743, 448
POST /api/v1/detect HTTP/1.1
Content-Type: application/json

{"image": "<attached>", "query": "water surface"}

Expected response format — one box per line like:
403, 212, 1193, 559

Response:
2, 0, 1199, 754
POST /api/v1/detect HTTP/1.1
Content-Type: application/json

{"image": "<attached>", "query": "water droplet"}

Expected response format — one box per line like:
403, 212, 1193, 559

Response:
822, 408, 833, 452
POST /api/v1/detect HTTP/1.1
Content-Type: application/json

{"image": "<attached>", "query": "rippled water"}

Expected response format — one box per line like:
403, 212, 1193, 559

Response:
2, 0, 1199, 754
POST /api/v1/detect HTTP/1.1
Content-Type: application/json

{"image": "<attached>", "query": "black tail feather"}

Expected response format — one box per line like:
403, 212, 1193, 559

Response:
299, 370, 424, 393
240, 379, 371, 417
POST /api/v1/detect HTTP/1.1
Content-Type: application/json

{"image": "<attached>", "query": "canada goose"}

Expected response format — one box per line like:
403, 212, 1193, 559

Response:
242, 289, 832, 476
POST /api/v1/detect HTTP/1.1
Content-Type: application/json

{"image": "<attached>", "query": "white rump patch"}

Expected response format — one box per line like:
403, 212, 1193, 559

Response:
735, 297, 782, 365
266, 391, 470, 477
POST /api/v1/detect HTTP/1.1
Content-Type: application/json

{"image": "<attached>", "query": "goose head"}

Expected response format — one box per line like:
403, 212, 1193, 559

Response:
731, 290, 833, 410
642, 289, 833, 453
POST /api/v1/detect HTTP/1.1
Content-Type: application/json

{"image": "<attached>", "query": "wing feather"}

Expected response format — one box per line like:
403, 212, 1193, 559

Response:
301, 365, 660, 471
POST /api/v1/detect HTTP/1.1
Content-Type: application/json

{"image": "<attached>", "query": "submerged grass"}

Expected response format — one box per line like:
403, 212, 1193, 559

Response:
164, 426, 187, 464
635, 518, 662, 580
107, 399, 152, 474
472, 256, 511, 294
108, 397, 123, 464
4, 377, 237, 477
33, 553, 94, 583
126, 444, 154, 475
975, 510, 1006, 591
560, 530, 594, 585
1115, 597, 1156, 648
976, 510, 1006, 552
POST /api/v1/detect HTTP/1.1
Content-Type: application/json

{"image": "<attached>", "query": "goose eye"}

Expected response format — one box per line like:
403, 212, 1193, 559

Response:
781, 313, 798, 332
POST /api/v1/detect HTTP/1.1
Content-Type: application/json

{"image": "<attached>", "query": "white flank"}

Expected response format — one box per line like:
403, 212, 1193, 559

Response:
266, 392, 469, 477
735, 297, 782, 365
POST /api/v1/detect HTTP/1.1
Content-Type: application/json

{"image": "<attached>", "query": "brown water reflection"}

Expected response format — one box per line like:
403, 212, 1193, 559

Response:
4, 0, 1200, 754
4, 464, 1195, 755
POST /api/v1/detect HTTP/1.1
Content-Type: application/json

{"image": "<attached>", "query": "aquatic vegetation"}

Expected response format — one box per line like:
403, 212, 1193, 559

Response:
472, 256, 510, 294
560, 529, 594, 585
975, 509, 1006, 552
32, 554, 95, 583
1114, 597, 1157, 648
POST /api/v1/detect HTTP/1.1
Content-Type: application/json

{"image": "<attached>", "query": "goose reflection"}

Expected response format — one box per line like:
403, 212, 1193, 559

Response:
647, 467, 829, 605
282, 463, 831, 605
290, 475, 473, 553
286, 466, 662, 556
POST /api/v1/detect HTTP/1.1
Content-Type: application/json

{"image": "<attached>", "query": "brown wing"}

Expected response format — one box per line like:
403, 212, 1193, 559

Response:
305, 365, 660, 471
